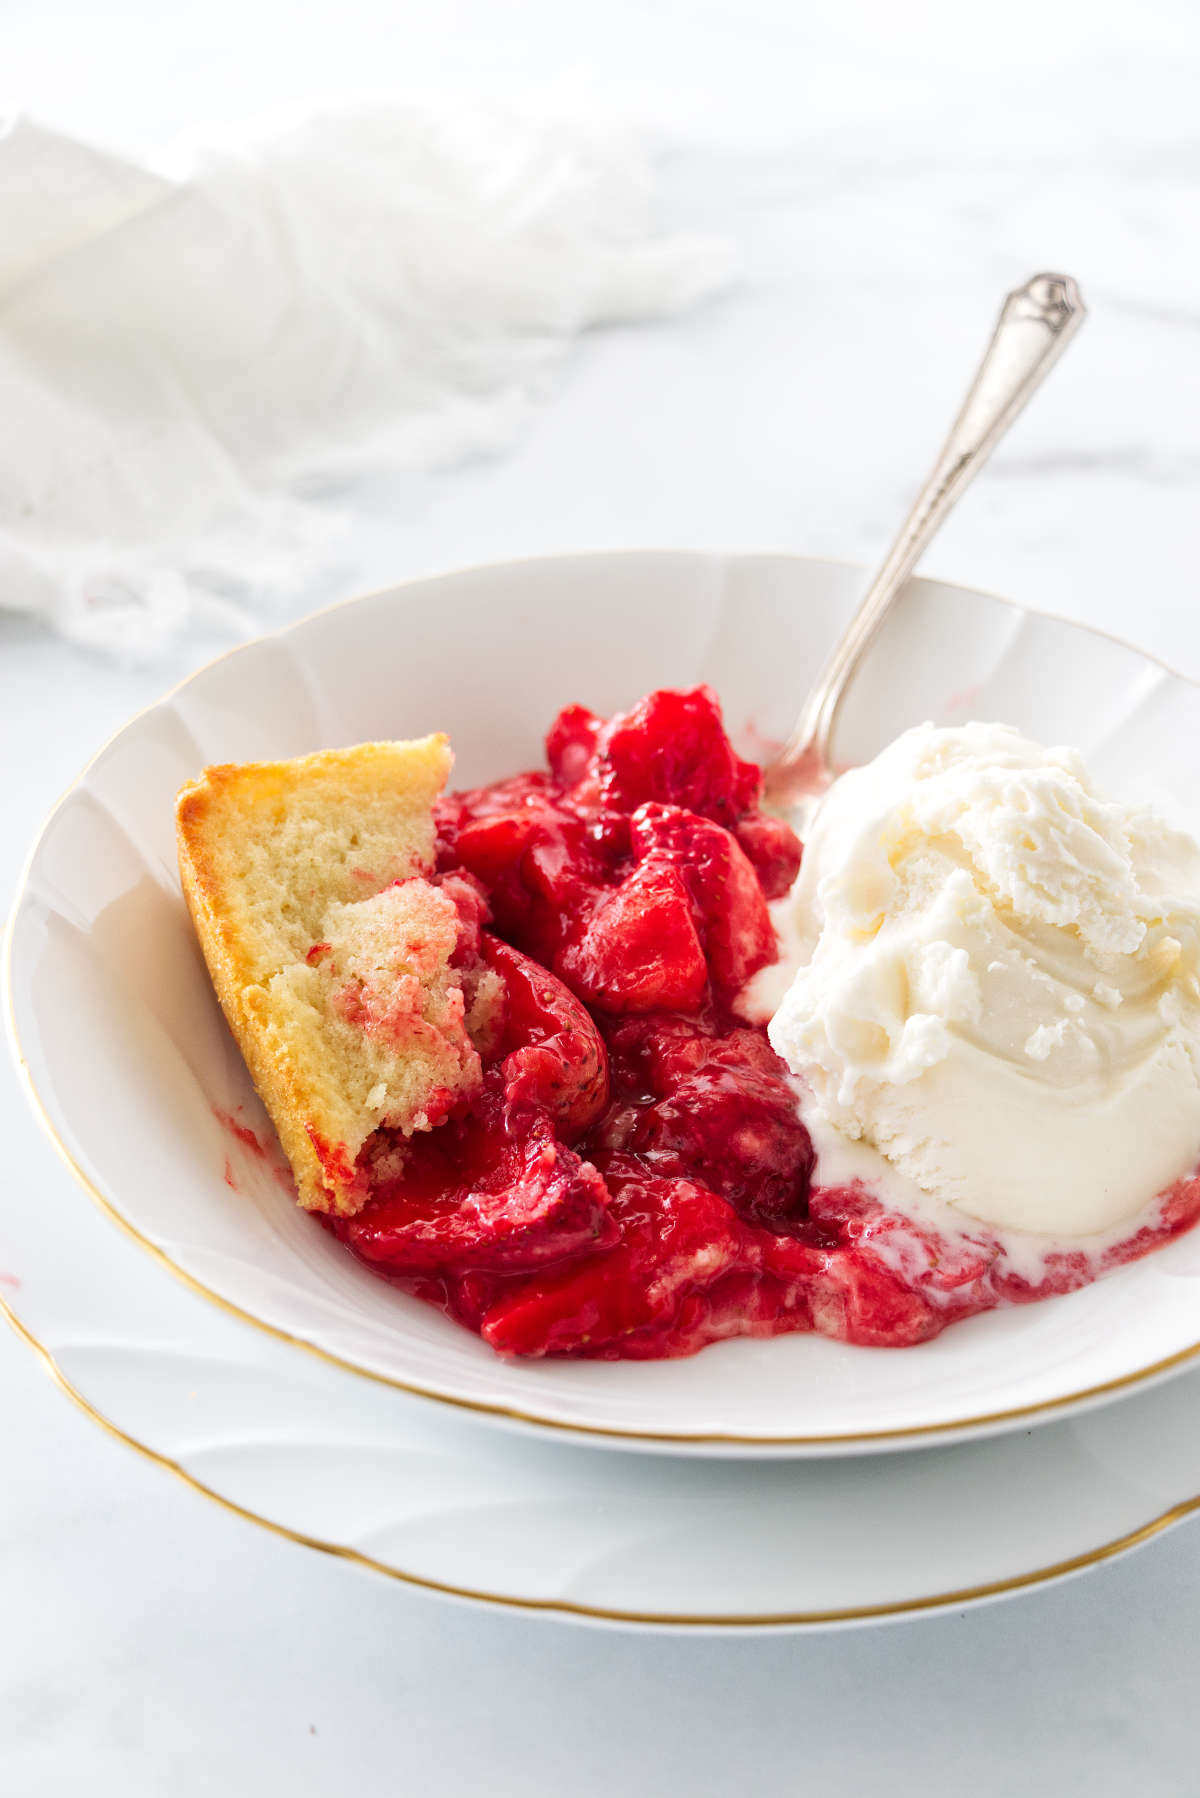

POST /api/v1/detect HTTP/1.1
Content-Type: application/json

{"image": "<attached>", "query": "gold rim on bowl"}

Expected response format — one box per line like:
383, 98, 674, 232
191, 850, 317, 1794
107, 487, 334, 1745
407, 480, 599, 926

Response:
8, 551, 1200, 1449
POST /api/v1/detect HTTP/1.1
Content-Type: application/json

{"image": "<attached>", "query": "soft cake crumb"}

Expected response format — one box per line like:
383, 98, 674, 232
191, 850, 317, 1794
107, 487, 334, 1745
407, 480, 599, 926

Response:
177, 735, 507, 1216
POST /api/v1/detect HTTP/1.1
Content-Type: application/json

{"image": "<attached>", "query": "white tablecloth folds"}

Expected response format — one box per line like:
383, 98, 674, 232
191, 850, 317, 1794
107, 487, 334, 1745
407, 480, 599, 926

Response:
0, 96, 732, 654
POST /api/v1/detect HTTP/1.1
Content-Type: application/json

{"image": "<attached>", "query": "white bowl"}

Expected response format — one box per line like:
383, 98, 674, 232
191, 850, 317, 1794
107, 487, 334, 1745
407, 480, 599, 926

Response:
10, 551, 1200, 1454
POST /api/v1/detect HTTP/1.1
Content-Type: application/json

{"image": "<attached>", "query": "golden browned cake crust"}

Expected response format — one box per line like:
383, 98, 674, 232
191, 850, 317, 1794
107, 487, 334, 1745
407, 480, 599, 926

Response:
177, 737, 501, 1215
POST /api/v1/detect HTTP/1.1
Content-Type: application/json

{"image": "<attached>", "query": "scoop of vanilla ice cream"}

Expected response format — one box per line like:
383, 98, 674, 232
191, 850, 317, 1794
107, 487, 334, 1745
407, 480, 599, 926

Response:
767, 722, 1200, 1236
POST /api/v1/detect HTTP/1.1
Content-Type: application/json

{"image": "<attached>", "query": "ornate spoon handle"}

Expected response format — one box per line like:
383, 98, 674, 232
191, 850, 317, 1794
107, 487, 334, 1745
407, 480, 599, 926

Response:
765, 273, 1087, 804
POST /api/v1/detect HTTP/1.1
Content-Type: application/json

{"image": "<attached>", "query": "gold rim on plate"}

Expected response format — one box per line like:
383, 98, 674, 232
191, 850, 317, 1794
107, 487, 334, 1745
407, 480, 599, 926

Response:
9, 552, 1200, 1448
4, 1288, 1200, 1627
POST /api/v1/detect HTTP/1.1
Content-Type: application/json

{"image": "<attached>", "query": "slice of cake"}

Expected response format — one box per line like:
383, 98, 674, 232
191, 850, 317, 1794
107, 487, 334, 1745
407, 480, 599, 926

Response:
177, 738, 503, 1216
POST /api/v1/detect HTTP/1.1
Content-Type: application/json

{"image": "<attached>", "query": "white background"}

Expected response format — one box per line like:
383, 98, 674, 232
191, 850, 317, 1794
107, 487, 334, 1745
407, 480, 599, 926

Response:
3, 1, 1200, 1790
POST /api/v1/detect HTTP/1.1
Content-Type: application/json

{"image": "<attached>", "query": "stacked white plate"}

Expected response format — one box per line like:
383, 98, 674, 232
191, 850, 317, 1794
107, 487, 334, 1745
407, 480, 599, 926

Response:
9, 552, 1200, 1631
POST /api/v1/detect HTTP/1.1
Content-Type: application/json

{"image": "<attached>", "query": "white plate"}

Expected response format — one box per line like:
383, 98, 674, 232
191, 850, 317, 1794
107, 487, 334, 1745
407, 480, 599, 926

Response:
10, 551, 1200, 1453
4, 1059, 1200, 1632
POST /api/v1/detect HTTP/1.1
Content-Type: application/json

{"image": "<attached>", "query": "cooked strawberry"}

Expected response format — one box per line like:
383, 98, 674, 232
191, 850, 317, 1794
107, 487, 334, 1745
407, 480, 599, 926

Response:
485, 935, 610, 1137
339, 1115, 614, 1276
479, 1161, 757, 1356
586, 686, 762, 824
546, 702, 603, 786
609, 1028, 814, 1230
599, 1011, 719, 1100
629, 803, 776, 997
733, 810, 803, 901
556, 860, 709, 1013
451, 809, 544, 886
520, 817, 603, 913
762, 1230, 950, 1348
438, 771, 555, 850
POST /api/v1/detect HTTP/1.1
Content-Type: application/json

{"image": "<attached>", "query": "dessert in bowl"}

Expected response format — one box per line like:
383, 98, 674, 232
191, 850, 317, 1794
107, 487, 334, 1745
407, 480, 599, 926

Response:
12, 552, 1200, 1450
178, 687, 1200, 1363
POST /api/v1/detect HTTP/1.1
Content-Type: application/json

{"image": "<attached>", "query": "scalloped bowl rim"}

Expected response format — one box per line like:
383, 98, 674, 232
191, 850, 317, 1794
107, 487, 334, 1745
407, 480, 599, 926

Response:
10, 548, 1200, 1455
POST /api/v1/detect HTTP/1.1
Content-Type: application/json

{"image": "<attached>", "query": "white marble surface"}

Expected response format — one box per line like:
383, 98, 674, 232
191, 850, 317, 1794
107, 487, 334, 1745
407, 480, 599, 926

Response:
3, 1, 1200, 1791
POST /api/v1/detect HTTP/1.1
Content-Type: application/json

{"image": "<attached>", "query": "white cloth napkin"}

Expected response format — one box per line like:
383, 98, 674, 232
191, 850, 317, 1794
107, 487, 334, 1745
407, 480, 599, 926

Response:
0, 95, 733, 656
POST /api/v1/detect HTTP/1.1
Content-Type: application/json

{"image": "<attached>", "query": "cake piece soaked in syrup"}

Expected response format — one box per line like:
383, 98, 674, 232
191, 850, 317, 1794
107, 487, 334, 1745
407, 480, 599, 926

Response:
177, 738, 503, 1215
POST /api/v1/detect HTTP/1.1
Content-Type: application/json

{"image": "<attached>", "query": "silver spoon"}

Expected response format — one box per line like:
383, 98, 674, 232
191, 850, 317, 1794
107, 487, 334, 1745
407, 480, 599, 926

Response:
762, 272, 1087, 825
